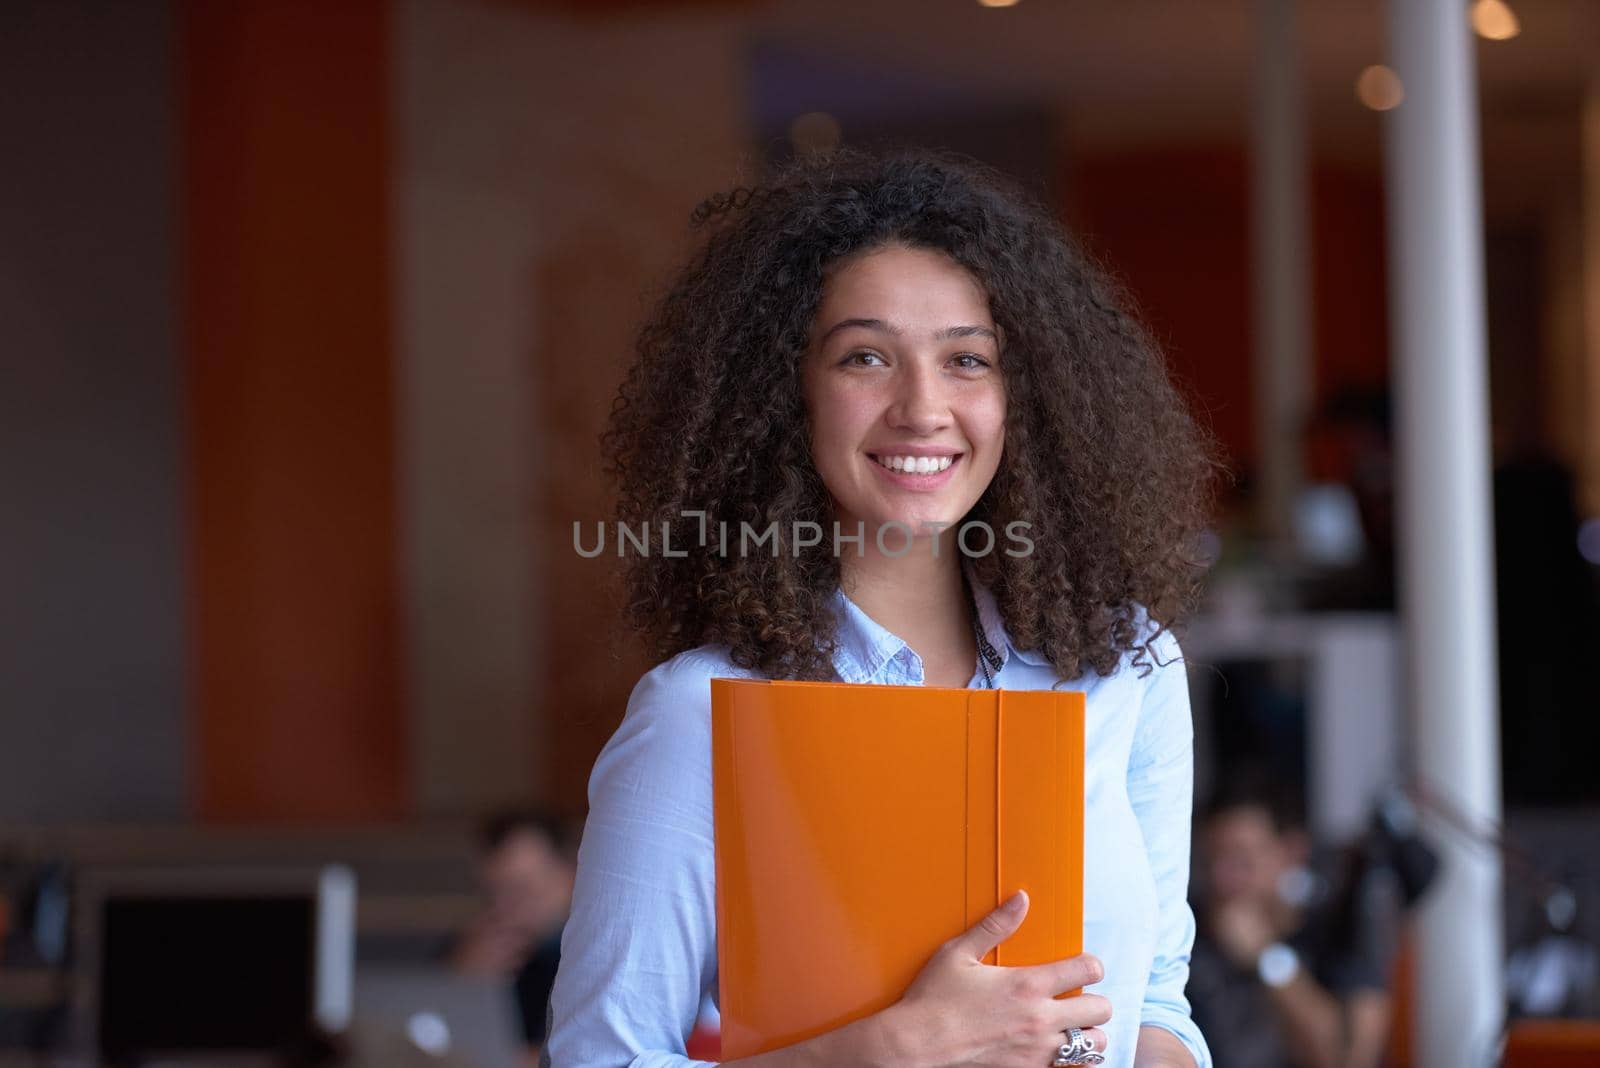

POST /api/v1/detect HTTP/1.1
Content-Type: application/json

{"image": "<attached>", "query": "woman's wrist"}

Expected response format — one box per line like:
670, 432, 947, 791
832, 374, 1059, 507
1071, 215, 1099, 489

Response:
729, 999, 936, 1068
849, 1000, 934, 1068
1132, 1024, 1198, 1068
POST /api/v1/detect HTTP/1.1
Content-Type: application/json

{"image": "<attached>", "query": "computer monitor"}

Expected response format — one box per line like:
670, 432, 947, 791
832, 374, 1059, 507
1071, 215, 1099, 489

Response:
74, 865, 355, 1063
353, 966, 525, 1068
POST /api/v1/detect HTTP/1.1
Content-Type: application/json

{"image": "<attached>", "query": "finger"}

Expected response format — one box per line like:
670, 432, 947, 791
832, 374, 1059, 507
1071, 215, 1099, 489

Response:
1018, 952, 1104, 996
949, 890, 1028, 960
1052, 992, 1113, 1030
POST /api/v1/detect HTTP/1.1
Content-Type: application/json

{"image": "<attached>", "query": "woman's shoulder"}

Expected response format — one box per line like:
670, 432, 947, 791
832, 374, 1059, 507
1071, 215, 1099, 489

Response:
613, 643, 764, 734
589, 644, 762, 813
1118, 608, 1194, 760
1056, 604, 1185, 687
630, 642, 763, 698
1118, 603, 1185, 675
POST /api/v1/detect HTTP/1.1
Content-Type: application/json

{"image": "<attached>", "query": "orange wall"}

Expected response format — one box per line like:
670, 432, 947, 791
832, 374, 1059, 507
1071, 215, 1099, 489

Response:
1067, 147, 1389, 483
1068, 148, 1256, 468
180, 0, 405, 821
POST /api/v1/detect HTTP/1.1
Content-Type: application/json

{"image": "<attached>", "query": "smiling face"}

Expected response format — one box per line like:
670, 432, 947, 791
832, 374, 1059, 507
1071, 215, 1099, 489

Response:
801, 244, 1007, 542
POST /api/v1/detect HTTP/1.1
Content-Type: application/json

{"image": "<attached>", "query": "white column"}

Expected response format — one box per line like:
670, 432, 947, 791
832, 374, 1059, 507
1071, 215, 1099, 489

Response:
1253, 0, 1313, 540
1383, 2, 1505, 1064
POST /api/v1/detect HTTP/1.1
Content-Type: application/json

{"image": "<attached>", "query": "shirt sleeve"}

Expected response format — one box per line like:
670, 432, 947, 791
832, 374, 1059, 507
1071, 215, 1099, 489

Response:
1127, 628, 1214, 1067
543, 653, 724, 1068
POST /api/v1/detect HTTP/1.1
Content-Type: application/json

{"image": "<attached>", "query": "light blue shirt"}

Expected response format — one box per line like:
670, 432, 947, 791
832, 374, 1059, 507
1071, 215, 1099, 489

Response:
545, 574, 1212, 1068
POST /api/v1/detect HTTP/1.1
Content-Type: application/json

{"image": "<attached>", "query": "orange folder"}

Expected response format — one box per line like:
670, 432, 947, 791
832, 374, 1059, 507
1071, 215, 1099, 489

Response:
711, 678, 1086, 1059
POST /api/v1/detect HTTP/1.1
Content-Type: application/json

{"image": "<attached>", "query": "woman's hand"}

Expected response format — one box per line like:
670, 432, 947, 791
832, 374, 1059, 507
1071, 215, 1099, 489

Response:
884, 890, 1112, 1068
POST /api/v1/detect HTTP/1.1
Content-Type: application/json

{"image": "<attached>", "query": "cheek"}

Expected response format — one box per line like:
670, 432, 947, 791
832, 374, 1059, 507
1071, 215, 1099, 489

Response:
804, 403, 839, 469
800, 373, 832, 460
971, 393, 1008, 461
810, 389, 877, 459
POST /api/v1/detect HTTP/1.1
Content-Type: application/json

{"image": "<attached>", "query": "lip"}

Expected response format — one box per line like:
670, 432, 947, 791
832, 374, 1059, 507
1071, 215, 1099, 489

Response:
866, 450, 964, 490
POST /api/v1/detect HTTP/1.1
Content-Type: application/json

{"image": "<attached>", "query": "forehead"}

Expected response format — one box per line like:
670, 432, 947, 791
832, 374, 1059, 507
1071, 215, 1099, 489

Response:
1207, 807, 1279, 842
813, 245, 993, 333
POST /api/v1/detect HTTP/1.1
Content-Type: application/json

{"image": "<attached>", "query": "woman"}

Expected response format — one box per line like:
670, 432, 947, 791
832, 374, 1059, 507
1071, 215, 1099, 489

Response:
546, 150, 1217, 1068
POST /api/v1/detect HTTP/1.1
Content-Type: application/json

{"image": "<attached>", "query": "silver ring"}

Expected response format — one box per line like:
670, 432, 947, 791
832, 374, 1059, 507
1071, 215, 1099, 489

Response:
1064, 1028, 1090, 1054
1052, 1028, 1101, 1066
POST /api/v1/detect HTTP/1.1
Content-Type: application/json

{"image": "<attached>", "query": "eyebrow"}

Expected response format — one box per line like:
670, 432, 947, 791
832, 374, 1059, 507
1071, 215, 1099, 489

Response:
817, 318, 999, 345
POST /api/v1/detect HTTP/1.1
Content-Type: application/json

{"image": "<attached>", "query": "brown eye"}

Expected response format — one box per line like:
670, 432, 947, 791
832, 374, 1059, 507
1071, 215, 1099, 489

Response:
844, 350, 886, 367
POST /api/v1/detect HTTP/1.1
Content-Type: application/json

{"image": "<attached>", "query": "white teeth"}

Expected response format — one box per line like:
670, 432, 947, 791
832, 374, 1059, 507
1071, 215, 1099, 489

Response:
875, 455, 955, 474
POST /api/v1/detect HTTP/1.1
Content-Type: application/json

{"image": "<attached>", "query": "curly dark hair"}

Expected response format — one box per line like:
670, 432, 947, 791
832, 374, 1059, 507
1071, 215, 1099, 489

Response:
600, 148, 1218, 681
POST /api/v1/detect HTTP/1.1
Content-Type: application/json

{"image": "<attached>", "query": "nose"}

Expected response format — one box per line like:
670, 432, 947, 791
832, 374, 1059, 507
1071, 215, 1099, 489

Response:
886, 358, 951, 435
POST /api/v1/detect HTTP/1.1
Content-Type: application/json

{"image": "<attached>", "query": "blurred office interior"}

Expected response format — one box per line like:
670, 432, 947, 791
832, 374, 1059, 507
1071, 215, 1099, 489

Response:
2, 0, 1599, 1064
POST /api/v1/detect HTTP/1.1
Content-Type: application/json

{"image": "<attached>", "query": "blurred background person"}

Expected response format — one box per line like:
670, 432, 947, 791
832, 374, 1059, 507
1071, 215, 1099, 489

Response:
453, 809, 576, 1063
1186, 784, 1391, 1068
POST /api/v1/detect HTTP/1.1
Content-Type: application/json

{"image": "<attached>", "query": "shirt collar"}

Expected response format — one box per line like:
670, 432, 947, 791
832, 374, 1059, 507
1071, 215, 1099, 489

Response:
967, 567, 1052, 670
828, 560, 1051, 684
827, 588, 906, 684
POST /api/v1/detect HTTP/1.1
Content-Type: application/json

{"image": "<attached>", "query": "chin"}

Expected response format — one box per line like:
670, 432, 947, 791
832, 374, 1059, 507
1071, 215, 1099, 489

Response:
857, 508, 968, 538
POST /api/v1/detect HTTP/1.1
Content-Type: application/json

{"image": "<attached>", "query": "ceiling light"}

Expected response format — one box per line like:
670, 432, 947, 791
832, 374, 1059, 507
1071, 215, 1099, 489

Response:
1471, 0, 1521, 41
1356, 65, 1404, 112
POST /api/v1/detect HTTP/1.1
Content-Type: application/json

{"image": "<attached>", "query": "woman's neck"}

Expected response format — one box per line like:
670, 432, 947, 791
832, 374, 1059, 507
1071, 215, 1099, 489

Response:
838, 536, 977, 686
